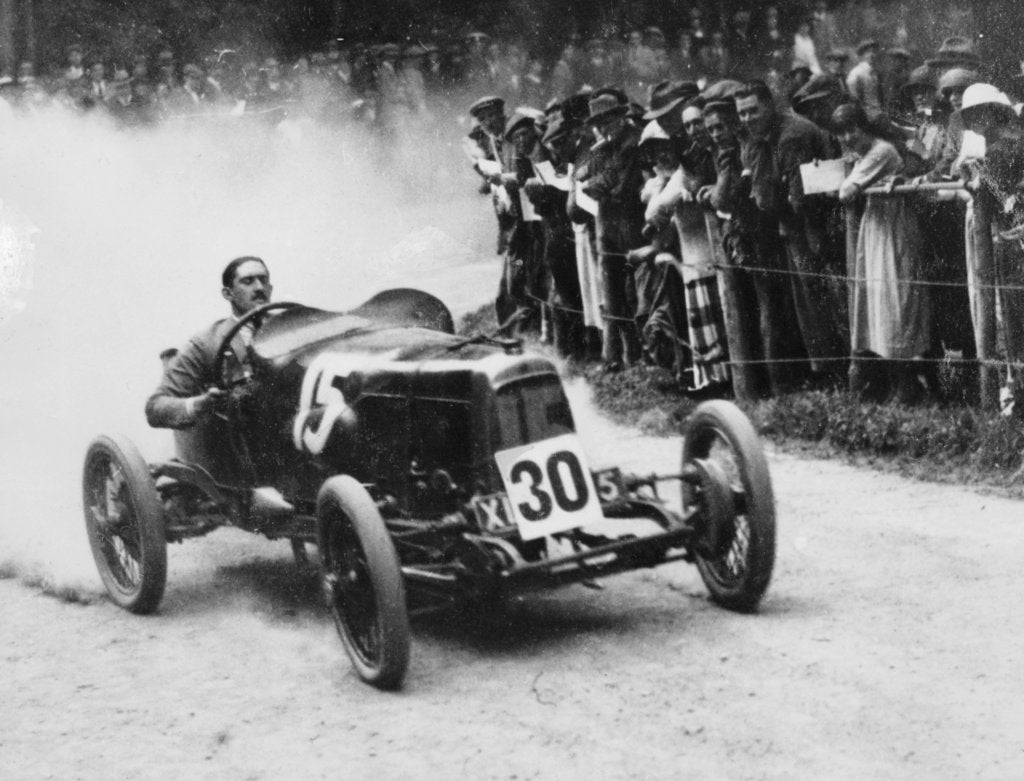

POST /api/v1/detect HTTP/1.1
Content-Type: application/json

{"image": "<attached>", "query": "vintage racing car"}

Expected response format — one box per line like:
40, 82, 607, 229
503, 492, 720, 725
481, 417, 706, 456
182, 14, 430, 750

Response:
82, 289, 776, 689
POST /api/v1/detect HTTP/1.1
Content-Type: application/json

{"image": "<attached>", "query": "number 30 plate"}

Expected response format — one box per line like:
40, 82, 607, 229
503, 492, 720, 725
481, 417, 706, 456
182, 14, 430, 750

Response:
493, 434, 604, 540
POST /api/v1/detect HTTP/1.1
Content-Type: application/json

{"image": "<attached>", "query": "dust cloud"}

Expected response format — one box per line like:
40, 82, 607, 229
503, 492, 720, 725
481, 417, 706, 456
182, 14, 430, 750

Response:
0, 101, 497, 595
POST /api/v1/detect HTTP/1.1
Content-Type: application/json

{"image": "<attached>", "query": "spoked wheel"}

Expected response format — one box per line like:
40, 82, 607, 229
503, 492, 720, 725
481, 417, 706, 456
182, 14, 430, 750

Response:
82, 434, 167, 614
682, 400, 775, 612
317, 476, 409, 690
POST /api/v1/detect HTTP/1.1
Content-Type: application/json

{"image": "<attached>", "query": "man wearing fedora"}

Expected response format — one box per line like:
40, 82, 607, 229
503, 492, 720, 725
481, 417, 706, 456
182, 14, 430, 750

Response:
926, 36, 982, 79
644, 79, 697, 134
581, 90, 645, 371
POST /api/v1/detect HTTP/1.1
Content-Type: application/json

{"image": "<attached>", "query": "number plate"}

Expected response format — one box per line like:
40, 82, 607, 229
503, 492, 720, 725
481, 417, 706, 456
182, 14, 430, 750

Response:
471, 492, 515, 533
593, 467, 626, 503
493, 434, 604, 540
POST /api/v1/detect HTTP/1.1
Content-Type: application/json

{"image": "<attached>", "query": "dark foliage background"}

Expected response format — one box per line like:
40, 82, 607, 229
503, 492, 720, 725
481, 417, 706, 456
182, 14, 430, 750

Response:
7, 1, 1024, 91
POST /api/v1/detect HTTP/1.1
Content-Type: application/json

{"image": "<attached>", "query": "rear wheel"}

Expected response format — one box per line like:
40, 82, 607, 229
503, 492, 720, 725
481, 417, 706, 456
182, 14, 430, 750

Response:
82, 434, 167, 613
682, 400, 775, 612
317, 476, 409, 689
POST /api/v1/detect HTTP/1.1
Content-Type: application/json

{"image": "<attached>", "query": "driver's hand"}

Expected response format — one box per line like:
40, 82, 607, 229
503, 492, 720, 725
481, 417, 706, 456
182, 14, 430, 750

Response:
190, 387, 227, 419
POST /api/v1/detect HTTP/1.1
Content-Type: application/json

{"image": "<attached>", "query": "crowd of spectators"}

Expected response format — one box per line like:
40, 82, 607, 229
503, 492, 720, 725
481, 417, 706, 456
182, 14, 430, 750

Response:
461, 13, 1024, 407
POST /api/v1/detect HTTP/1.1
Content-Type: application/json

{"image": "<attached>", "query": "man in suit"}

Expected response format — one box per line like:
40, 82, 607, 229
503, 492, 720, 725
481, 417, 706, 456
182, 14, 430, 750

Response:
146, 256, 271, 429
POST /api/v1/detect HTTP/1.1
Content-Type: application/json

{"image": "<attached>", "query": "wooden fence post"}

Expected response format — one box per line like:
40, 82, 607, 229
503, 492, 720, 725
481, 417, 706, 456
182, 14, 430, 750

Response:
970, 195, 999, 408
706, 212, 760, 402
844, 199, 862, 394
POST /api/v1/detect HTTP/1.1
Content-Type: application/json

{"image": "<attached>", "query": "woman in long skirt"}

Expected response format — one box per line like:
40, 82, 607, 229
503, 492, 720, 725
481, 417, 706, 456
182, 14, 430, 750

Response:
834, 102, 932, 401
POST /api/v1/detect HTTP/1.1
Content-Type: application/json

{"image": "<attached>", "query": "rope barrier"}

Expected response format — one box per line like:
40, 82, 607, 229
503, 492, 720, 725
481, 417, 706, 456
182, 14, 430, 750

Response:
709, 260, 1024, 292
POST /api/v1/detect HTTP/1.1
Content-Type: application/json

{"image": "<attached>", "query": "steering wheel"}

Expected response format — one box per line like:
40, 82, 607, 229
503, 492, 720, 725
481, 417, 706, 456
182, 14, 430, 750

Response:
213, 301, 302, 390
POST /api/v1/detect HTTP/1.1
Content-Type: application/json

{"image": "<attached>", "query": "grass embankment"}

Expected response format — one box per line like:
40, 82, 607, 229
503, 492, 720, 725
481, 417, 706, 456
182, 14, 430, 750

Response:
460, 304, 1024, 498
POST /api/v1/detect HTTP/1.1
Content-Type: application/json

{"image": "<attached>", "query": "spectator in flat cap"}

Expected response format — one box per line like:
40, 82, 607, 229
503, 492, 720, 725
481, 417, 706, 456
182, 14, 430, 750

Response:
581, 92, 645, 371
846, 40, 883, 118
791, 74, 845, 152
700, 95, 772, 396
465, 95, 515, 257
494, 110, 548, 337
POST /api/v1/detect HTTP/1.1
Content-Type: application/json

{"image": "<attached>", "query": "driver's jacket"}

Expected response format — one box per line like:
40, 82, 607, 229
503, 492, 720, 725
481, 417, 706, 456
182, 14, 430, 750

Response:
145, 316, 250, 429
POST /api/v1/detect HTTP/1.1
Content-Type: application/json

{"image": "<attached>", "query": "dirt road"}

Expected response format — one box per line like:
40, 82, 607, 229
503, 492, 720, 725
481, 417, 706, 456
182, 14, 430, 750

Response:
3, 382, 1024, 781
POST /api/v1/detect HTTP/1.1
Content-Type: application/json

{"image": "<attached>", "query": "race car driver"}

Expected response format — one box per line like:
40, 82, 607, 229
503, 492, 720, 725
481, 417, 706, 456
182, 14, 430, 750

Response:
145, 255, 272, 429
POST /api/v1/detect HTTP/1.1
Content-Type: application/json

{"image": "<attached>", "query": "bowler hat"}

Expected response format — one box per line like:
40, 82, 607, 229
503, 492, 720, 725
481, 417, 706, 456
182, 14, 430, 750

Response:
643, 80, 700, 120
469, 95, 504, 118
584, 93, 629, 126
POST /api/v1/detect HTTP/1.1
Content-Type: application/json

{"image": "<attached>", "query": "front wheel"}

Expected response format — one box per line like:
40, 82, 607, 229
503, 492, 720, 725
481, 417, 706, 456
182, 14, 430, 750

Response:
82, 434, 167, 613
317, 476, 409, 689
682, 400, 775, 612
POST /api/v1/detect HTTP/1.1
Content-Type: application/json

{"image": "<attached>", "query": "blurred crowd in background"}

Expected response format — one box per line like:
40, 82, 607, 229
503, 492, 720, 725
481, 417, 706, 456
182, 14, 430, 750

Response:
0, 1, 993, 128
456, 9, 1024, 408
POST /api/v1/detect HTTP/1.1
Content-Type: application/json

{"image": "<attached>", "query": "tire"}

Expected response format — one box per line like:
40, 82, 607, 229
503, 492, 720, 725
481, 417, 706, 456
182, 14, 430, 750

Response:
82, 434, 167, 614
682, 400, 775, 612
317, 476, 410, 690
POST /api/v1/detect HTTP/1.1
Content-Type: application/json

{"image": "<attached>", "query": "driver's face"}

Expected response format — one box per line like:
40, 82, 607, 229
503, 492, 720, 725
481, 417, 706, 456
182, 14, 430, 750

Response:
223, 260, 272, 316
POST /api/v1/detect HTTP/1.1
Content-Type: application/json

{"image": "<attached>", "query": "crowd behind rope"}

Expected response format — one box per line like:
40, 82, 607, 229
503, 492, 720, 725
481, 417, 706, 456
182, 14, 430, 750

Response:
464, 27, 1024, 409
